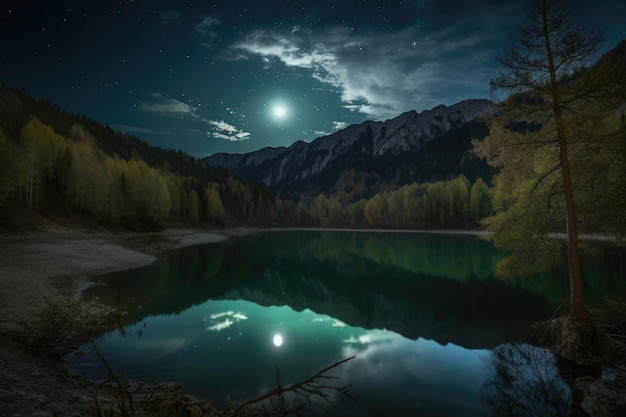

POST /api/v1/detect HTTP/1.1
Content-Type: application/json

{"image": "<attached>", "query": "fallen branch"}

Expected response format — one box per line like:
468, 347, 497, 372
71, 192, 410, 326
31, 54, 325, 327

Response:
223, 355, 356, 417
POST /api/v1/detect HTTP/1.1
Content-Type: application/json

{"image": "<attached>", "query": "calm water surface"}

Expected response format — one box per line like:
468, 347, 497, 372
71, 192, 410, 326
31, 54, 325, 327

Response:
67, 231, 626, 416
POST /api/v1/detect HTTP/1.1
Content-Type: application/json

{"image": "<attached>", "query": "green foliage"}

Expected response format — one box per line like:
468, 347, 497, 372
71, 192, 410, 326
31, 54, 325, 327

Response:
0, 127, 14, 205
204, 182, 225, 224
469, 178, 491, 224
0, 84, 493, 231
0, 84, 286, 229
186, 190, 201, 224
0, 111, 277, 229
277, 175, 492, 229
473, 31, 626, 277
472, 0, 626, 320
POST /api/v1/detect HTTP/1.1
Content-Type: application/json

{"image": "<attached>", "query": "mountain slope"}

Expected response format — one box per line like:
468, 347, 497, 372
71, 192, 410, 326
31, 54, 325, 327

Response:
205, 99, 494, 196
0, 84, 276, 230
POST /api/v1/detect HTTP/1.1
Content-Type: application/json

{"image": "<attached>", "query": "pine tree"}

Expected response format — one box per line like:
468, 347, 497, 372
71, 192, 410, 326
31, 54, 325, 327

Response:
473, 0, 625, 322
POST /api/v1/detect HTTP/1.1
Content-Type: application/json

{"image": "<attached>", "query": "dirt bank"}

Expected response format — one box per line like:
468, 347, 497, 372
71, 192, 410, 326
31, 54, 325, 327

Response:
0, 228, 245, 417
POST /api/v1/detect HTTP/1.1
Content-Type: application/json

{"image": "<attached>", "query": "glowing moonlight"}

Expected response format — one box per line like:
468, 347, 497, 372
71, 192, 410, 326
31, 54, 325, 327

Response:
273, 105, 287, 118
273, 333, 284, 347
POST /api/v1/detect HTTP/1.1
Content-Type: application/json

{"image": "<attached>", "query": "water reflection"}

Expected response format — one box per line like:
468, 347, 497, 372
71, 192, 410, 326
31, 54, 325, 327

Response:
334, 331, 488, 416
482, 343, 572, 417
69, 298, 492, 416
72, 231, 626, 416
85, 231, 583, 349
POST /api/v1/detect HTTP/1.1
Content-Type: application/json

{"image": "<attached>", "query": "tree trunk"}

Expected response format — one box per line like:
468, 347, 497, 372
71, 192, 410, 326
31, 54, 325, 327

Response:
540, 0, 589, 320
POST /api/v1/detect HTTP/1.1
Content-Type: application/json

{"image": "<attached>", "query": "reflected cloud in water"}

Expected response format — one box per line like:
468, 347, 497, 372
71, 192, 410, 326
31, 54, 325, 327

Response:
207, 319, 234, 331
73, 232, 626, 416
331, 328, 488, 416
313, 316, 348, 327
206, 310, 248, 331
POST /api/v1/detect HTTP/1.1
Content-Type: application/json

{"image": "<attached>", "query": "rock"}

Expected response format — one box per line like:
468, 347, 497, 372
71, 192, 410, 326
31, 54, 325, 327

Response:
582, 377, 626, 417
555, 316, 611, 369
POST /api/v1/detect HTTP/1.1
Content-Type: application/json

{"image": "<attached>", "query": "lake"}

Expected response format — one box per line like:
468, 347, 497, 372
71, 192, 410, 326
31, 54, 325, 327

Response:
67, 230, 626, 416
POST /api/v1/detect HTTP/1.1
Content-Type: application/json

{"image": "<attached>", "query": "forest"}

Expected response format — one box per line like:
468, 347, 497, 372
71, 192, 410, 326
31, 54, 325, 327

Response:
0, 85, 492, 231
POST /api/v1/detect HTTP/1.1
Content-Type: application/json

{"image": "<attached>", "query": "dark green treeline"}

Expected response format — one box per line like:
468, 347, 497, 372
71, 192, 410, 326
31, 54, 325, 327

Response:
0, 116, 275, 228
0, 86, 492, 230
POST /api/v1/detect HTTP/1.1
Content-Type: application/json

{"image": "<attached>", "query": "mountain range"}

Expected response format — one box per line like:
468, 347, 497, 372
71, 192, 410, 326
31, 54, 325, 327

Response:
205, 99, 495, 198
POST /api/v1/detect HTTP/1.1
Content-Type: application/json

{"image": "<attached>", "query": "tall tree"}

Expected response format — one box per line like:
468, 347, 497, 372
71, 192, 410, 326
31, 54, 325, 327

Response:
204, 182, 225, 224
473, 0, 625, 321
469, 178, 491, 225
0, 128, 14, 205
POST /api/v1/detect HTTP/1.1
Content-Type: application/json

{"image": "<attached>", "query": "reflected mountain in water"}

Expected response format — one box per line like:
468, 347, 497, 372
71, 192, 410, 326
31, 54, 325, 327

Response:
83, 231, 626, 349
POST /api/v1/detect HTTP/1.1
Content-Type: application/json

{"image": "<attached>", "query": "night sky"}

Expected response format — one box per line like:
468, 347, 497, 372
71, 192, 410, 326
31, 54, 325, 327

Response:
2, 1, 624, 159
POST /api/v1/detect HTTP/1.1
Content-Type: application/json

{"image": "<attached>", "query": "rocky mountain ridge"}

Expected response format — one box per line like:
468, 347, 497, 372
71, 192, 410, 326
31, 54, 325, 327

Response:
205, 99, 494, 196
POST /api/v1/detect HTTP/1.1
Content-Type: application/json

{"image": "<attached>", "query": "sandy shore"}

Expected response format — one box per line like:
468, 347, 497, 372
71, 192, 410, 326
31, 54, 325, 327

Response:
0, 228, 241, 417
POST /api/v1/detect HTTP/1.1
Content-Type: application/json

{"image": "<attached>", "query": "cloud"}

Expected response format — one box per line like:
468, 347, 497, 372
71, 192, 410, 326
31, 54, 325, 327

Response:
139, 95, 250, 142
112, 124, 158, 134
140, 94, 251, 142
209, 120, 251, 142
196, 16, 220, 34
233, 12, 512, 120
311, 121, 347, 138
139, 97, 198, 115
333, 121, 347, 130
196, 16, 221, 47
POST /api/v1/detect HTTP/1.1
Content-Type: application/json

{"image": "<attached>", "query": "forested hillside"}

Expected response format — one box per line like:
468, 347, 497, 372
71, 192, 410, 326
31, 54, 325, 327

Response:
0, 84, 496, 231
0, 85, 276, 230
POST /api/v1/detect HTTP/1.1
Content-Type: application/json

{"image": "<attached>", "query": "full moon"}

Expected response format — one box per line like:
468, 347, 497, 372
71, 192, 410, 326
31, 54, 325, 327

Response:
273, 105, 287, 118
273, 333, 284, 347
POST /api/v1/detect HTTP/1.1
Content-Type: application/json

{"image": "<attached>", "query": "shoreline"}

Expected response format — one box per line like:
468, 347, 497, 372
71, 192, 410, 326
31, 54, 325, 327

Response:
1, 226, 618, 331
0, 229, 241, 332
0, 227, 248, 417
1, 226, 622, 416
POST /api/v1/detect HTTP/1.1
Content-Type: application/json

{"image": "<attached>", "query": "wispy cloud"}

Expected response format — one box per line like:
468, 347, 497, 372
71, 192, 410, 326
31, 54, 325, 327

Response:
209, 120, 250, 142
196, 16, 220, 34
312, 121, 348, 138
112, 124, 158, 134
196, 16, 221, 47
139, 94, 250, 142
333, 121, 347, 130
139, 97, 198, 115
233, 13, 510, 120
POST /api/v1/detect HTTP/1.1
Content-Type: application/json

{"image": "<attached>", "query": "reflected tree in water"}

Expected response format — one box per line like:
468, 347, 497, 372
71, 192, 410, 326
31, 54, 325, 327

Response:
482, 343, 573, 417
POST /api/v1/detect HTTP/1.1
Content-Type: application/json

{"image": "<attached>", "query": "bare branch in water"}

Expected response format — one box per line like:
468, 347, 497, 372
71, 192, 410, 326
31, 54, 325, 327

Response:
223, 355, 357, 416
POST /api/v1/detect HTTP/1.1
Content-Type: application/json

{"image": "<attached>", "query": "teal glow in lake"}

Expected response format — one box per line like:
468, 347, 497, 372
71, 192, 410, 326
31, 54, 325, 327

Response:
67, 231, 626, 416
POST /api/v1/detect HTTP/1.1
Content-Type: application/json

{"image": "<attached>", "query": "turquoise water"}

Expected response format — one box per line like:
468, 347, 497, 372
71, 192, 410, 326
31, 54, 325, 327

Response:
67, 231, 626, 416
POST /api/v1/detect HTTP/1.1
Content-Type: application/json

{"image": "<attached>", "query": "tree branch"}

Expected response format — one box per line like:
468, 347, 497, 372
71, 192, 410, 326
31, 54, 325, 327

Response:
226, 355, 356, 416
531, 163, 561, 193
